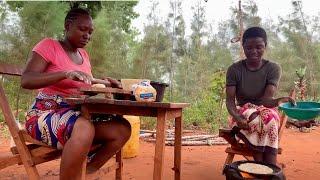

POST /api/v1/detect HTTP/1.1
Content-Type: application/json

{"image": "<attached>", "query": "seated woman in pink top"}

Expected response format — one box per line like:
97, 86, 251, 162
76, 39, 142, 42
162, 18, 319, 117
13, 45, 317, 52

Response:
21, 8, 131, 179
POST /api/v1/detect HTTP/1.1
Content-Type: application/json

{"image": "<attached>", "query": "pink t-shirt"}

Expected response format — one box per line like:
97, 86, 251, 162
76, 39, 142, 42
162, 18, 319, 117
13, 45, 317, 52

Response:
32, 38, 92, 97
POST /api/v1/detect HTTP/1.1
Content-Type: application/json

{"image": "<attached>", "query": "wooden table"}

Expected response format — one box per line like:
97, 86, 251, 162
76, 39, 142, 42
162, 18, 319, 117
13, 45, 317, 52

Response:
65, 96, 189, 180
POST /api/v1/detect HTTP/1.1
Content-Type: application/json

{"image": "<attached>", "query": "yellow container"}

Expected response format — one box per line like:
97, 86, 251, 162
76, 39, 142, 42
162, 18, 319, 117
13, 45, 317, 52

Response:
123, 115, 140, 158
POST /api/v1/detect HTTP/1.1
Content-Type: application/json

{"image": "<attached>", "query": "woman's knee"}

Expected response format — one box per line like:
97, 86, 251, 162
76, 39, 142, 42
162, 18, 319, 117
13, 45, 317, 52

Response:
117, 116, 132, 142
71, 117, 95, 147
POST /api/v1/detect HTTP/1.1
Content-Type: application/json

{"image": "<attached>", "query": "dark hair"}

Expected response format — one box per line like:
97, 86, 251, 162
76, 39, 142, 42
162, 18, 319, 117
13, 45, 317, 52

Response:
65, 8, 91, 24
242, 27, 267, 46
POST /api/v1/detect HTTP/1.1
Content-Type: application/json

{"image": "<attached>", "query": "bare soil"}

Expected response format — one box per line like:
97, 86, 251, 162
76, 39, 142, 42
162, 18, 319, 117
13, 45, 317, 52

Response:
1, 127, 320, 180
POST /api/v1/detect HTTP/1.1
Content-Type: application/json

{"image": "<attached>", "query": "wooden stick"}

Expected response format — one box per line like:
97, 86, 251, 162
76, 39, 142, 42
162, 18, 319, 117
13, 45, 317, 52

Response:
143, 138, 228, 146
140, 129, 195, 134
142, 134, 219, 141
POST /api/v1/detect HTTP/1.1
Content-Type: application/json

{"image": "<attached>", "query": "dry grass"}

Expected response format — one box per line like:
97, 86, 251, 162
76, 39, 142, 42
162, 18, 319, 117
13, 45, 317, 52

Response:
0, 123, 10, 139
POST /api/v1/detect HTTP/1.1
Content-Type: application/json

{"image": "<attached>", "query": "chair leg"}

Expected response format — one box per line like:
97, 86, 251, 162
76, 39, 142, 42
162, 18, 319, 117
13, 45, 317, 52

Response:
244, 155, 254, 161
116, 149, 123, 180
24, 164, 40, 180
222, 153, 235, 174
16, 142, 40, 179
224, 153, 235, 167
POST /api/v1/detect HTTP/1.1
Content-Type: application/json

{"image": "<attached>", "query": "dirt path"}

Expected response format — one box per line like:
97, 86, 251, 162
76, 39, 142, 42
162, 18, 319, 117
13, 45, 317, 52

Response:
1, 127, 320, 179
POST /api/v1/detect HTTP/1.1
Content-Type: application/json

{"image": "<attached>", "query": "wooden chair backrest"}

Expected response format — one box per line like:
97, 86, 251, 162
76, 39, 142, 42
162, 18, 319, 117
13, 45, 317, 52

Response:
0, 63, 24, 138
0, 64, 23, 76
0, 63, 44, 177
0, 63, 48, 145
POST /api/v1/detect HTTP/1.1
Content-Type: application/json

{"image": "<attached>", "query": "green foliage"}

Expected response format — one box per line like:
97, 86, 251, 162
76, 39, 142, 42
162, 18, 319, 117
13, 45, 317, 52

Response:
130, 1, 172, 82
101, 1, 138, 33
229, 0, 261, 36
296, 66, 307, 79
20, 2, 67, 40
0, 77, 34, 123
68, 1, 102, 18
1, 1, 68, 65
183, 71, 228, 132
85, 1, 139, 79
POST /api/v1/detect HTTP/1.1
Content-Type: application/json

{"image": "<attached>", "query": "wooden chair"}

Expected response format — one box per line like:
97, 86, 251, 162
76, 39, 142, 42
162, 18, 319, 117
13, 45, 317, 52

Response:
0, 63, 123, 180
219, 89, 295, 167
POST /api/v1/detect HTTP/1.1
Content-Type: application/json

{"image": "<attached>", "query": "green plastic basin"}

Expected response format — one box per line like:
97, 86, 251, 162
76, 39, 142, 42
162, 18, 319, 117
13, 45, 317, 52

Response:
278, 101, 320, 120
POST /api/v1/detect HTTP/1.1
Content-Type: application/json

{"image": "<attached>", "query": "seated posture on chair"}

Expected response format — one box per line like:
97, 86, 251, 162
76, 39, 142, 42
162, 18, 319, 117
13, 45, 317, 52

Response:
225, 27, 294, 165
21, 8, 131, 179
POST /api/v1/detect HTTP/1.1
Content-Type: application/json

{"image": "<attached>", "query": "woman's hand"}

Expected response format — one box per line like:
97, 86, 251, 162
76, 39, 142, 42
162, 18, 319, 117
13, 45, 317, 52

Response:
65, 70, 92, 84
235, 114, 250, 130
277, 96, 296, 106
237, 120, 250, 130
104, 77, 122, 89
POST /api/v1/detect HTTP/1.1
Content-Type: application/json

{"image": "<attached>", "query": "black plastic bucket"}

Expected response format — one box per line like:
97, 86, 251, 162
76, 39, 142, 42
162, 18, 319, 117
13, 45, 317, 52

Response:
150, 81, 169, 102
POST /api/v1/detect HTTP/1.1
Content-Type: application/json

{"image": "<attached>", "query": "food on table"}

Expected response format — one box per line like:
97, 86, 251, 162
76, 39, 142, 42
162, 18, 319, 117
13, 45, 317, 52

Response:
132, 80, 157, 102
92, 83, 106, 88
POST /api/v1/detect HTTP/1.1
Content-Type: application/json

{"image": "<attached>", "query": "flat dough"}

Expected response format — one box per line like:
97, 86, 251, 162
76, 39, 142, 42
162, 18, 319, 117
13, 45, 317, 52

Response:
238, 163, 273, 175
92, 83, 106, 88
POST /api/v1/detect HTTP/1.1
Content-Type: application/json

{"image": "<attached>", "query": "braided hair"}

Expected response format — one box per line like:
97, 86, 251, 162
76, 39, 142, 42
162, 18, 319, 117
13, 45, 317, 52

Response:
242, 27, 267, 46
65, 8, 91, 24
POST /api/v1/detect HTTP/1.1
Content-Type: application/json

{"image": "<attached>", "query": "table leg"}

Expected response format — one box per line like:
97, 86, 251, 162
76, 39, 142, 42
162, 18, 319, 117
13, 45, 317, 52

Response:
153, 109, 167, 180
116, 149, 123, 180
174, 115, 182, 180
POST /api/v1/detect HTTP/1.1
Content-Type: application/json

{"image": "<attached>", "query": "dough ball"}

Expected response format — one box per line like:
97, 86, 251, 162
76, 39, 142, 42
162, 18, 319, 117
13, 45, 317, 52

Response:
92, 83, 106, 88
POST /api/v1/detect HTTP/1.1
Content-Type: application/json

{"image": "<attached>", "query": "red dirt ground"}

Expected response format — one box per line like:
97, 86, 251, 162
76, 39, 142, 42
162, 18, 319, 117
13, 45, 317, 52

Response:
1, 127, 320, 180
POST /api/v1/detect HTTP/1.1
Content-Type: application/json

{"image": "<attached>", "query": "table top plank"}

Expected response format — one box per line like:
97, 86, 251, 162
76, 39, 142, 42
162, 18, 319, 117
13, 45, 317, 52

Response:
79, 87, 131, 95
64, 97, 189, 109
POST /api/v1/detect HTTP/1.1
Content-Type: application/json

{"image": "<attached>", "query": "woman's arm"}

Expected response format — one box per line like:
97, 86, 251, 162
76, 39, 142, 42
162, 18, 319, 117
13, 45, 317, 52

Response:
259, 84, 295, 108
226, 86, 249, 129
21, 52, 92, 89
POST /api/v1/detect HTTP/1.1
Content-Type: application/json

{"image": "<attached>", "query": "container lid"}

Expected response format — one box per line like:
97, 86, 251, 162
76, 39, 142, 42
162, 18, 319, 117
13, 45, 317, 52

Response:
150, 81, 169, 87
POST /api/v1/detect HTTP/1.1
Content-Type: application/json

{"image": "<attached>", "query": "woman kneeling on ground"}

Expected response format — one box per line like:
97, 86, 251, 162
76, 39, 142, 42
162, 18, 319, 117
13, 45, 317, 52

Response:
225, 26, 295, 165
21, 8, 131, 179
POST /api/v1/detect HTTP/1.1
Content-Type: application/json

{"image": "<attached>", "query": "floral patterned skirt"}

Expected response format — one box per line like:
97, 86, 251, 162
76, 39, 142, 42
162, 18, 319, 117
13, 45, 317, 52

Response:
25, 92, 81, 149
229, 103, 280, 154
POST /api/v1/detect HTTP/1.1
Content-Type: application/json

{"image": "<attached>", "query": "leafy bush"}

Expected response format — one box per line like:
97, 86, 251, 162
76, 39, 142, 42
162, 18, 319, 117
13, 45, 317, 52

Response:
183, 70, 228, 132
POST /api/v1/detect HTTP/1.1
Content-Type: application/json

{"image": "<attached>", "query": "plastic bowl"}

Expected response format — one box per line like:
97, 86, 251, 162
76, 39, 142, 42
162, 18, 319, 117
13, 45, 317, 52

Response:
278, 101, 320, 120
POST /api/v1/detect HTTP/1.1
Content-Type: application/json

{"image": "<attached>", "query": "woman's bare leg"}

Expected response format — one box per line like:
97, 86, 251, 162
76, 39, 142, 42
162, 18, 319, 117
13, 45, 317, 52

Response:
263, 153, 277, 165
87, 117, 131, 173
60, 117, 95, 180
252, 151, 263, 162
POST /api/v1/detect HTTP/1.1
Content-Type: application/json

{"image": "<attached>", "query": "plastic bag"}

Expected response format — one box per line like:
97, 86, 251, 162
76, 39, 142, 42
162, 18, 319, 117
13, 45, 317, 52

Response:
132, 80, 157, 102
